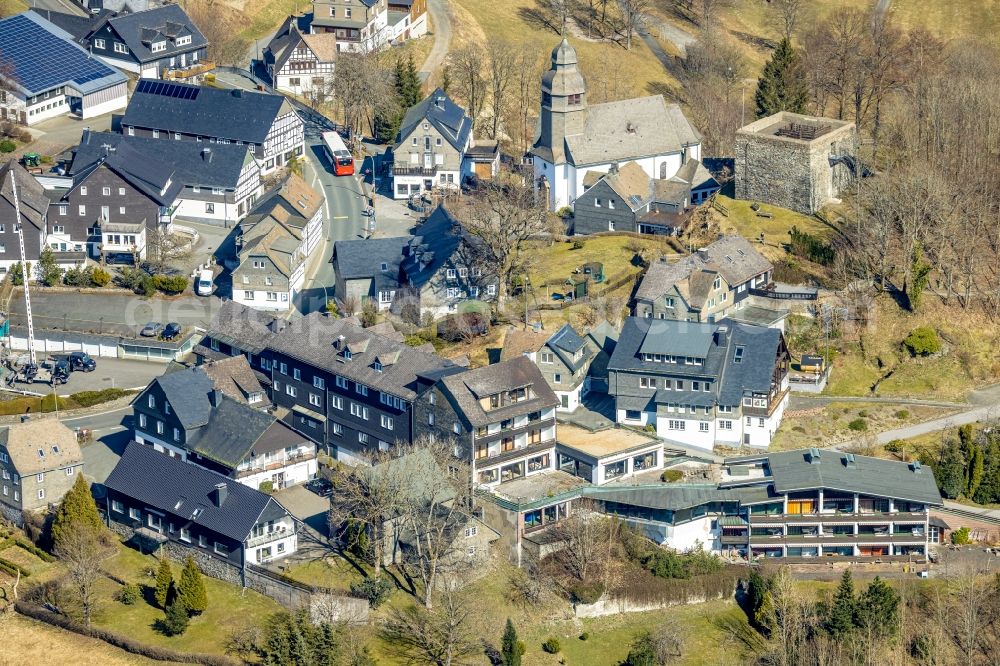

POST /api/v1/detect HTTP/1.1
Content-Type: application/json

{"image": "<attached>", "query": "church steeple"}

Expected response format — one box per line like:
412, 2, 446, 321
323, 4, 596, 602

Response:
534, 38, 588, 165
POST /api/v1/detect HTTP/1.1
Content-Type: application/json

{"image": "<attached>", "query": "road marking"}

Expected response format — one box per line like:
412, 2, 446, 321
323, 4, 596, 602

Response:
332, 215, 348, 220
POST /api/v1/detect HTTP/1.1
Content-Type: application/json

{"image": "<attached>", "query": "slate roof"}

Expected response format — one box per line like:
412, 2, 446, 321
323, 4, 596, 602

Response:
60, 142, 182, 206
395, 88, 472, 152
0, 419, 82, 475
188, 393, 303, 469
0, 160, 49, 231
333, 236, 407, 280
70, 130, 255, 189
105, 442, 288, 542
440, 356, 558, 428
591, 485, 743, 511
0, 12, 128, 97
265, 16, 336, 74
500, 328, 549, 362
103, 4, 207, 64
200, 300, 282, 355
766, 450, 942, 506
199, 355, 270, 408
152, 365, 216, 429
564, 96, 701, 167
122, 79, 292, 144
608, 317, 783, 407
267, 314, 460, 401
28, 8, 104, 42
579, 158, 717, 213
544, 323, 594, 372
400, 207, 489, 291
697, 235, 772, 287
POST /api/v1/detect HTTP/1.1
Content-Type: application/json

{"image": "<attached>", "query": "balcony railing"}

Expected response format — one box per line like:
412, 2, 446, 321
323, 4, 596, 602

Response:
749, 511, 927, 524
246, 525, 293, 548
236, 451, 316, 478
749, 533, 927, 545
743, 388, 789, 417
392, 165, 439, 176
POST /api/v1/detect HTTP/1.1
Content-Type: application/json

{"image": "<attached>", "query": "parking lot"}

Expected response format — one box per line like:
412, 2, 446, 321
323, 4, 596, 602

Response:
52, 356, 167, 393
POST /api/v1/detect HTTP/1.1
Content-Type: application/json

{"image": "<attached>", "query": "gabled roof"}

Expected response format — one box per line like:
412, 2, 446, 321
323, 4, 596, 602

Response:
267, 314, 460, 401
186, 393, 303, 469
101, 4, 207, 64
28, 8, 105, 43
70, 130, 255, 190
0, 419, 82, 475
765, 450, 942, 506
440, 356, 558, 428
0, 160, 49, 231
199, 300, 282, 355
199, 355, 270, 408
105, 442, 288, 542
265, 16, 336, 74
333, 237, 407, 280
122, 79, 293, 144
395, 88, 472, 152
0, 12, 127, 97
564, 96, 701, 167
400, 207, 490, 290
500, 328, 549, 362
63, 142, 181, 206
697, 235, 772, 287
148, 366, 216, 429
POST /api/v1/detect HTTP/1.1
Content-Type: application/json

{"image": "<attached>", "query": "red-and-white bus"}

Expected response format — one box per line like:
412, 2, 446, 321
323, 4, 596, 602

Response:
321, 131, 354, 176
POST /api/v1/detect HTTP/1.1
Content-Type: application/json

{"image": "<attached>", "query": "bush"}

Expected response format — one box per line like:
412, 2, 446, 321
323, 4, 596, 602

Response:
857, 410, 868, 418
0, 139, 16, 153
349, 575, 393, 609
258, 480, 274, 494
115, 266, 147, 292
789, 226, 834, 265
15, 538, 55, 562
903, 327, 941, 356
91, 267, 111, 287
848, 418, 868, 432
895, 409, 910, 420
118, 584, 141, 605
437, 312, 490, 342
579, 632, 590, 641
159, 599, 190, 636
884, 440, 903, 454
153, 274, 188, 295
568, 580, 604, 604
140, 276, 156, 296
555, 206, 573, 219
951, 527, 971, 545
0, 557, 30, 577
70, 388, 133, 408
542, 638, 561, 654
571, 239, 585, 250
661, 470, 683, 483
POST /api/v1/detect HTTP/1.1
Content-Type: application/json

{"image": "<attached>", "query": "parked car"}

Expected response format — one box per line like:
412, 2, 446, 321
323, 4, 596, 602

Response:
140, 322, 163, 338
305, 478, 333, 498
67, 351, 96, 372
195, 269, 214, 296
162, 322, 182, 340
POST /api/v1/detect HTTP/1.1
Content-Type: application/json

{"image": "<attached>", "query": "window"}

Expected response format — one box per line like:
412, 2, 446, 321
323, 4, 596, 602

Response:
151, 41, 166, 53
358, 432, 368, 444
487, 284, 496, 296
668, 420, 686, 431
111, 500, 124, 513
759, 417, 765, 427
156, 421, 164, 434
428, 412, 435, 426
180, 527, 191, 542
59, 205, 67, 216
129, 507, 141, 520
465, 526, 478, 538
293, 368, 301, 380
608, 199, 615, 209
102, 187, 110, 196
719, 420, 733, 430
206, 203, 215, 214
139, 413, 147, 428
553, 373, 561, 383
624, 409, 641, 421
285, 385, 297, 397
699, 422, 710, 432
199, 535, 207, 548
309, 393, 321, 407
640, 377, 656, 389
336, 376, 348, 389
381, 414, 394, 430
119, 206, 126, 214
152, 130, 159, 138
331, 395, 343, 410
173, 427, 181, 442
331, 422, 342, 436
80, 186, 87, 196
608, 221, 615, 231
355, 382, 368, 396
94, 38, 105, 48
733, 346, 744, 364
214, 542, 230, 555
78, 205, 86, 216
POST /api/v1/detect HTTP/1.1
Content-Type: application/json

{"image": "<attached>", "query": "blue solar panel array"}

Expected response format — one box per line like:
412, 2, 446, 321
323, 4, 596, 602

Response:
135, 79, 201, 101
0, 13, 120, 94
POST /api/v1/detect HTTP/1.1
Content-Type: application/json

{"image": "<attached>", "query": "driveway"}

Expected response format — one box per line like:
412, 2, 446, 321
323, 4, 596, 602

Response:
418, 0, 453, 82
82, 430, 131, 485
52, 357, 167, 393
274, 484, 331, 537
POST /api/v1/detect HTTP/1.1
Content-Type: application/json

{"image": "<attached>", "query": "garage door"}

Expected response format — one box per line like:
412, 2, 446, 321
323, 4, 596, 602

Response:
100, 343, 117, 358
83, 342, 101, 356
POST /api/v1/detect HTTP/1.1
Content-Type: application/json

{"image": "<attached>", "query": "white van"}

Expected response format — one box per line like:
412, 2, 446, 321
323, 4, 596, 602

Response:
195, 269, 214, 296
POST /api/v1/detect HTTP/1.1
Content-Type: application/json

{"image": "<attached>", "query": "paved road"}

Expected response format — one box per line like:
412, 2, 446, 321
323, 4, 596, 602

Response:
30, 0, 88, 18
643, 14, 697, 57
418, 0, 453, 82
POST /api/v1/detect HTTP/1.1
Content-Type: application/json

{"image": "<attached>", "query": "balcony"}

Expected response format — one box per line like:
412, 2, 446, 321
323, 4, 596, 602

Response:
246, 524, 293, 548
475, 441, 554, 469
164, 61, 216, 80
721, 533, 749, 545
235, 451, 316, 479
749, 511, 927, 524
392, 164, 439, 177
742, 388, 789, 417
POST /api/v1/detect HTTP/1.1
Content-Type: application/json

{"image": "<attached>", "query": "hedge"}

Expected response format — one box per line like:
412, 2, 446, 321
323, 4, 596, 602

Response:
70, 388, 135, 408
15, 600, 241, 666
0, 557, 30, 577
15, 538, 55, 562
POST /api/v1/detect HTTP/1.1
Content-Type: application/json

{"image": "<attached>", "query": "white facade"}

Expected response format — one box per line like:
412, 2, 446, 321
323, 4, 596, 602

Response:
388, 9, 427, 41
260, 110, 306, 174
245, 516, 298, 564
535, 145, 701, 211
555, 378, 588, 413
392, 170, 461, 199
236, 457, 317, 491
271, 43, 336, 97
234, 285, 295, 312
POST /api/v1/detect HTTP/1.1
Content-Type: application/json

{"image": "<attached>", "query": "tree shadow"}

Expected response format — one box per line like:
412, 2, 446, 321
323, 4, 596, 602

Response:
645, 80, 683, 103
518, 6, 561, 35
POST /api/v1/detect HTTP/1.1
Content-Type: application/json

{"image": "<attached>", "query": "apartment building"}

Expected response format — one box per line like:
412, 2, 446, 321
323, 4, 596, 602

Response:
0, 419, 84, 525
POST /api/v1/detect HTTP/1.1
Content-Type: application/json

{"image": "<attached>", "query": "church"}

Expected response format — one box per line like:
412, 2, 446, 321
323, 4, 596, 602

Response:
531, 39, 705, 211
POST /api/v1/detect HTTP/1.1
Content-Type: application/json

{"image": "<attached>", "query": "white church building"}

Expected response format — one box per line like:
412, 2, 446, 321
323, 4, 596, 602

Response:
531, 39, 704, 211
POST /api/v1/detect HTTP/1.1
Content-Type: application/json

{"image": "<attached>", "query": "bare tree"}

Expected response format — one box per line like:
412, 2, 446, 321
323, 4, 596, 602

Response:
380, 589, 480, 666
505, 51, 541, 158
948, 564, 1000, 663
397, 441, 474, 609
554, 512, 607, 582
448, 45, 487, 131
328, 449, 411, 575
332, 51, 398, 139
451, 175, 549, 312
618, 0, 649, 50
54, 524, 115, 625
186, 0, 250, 68
484, 39, 517, 141
769, 0, 806, 41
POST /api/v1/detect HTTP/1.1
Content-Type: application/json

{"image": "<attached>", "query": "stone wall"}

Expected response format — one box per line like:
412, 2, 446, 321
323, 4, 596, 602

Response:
735, 120, 858, 214
574, 592, 731, 618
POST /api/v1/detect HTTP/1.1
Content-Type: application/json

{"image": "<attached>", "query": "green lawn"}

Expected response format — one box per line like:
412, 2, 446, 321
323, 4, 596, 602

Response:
93, 545, 284, 656
706, 195, 839, 255
524, 235, 673, 295
283, 554, 368, 593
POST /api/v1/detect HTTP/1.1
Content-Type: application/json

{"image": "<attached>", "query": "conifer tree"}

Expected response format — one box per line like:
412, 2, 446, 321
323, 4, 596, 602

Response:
826, 569, 856, 637
754, 38, 809, 118
974, 438, 1000, 504
51, 473, 103, 549
501, 618, 521, 666
161, 598, 189, 636
936, 438, 966, 499
177, 555, 208, 615
154, 557, 174, 610
402, 54, 423, 108
854, 577, 900, 639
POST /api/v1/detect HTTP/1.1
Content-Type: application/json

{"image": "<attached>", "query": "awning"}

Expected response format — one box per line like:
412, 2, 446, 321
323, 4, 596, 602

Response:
291, 404, 324, 422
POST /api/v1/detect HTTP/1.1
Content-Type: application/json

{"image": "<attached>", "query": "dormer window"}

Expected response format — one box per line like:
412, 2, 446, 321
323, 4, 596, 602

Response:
176, 35, 191, 46
151, 41, 166, 53
380, 262, 388, 271
734, 346, 744, 364
343, 350, 352, 360
568, 93, 582, 105
373, 361, 382, 372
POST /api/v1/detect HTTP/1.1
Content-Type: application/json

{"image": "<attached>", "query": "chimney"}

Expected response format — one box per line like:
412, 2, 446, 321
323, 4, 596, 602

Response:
609, 162, 619, 175
209, 389, 222, 407
806, 447, 821, 464
211, 482, 228, 507
334, 334, 346, 350
696, 248, 709, 261
434, 94, 445, 109
202, 147, 212, 163
911, 461, 923, 474
843, 453, 856, 468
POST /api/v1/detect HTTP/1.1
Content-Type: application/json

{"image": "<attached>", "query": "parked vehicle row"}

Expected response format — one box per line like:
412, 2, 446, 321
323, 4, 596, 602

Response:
139, 322, 183, 340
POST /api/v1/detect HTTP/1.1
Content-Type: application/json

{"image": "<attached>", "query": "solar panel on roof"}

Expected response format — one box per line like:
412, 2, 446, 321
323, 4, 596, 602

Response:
136, 78, 200, 101
0, 14, 119, 94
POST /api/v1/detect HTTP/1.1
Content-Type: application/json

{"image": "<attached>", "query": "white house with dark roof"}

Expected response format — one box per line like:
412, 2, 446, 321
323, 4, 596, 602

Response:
311, 0, 389, 53
0, 12, 128, 125
634, 236, 774, 324
531, 39, 703, 211
83, 4, 210, 79
264, 15, 337, 96
607, 317, 790, 449
120, 79, 304, 174
392, 89, 498, 199
0, 160, 50, 275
